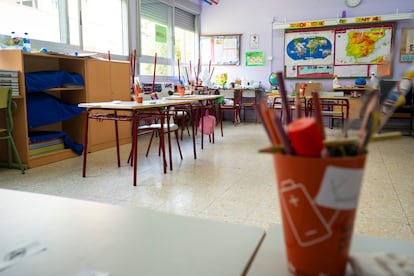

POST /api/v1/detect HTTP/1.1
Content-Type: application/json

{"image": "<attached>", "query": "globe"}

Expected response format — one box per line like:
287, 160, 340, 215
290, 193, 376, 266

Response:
269, 72, 278, 88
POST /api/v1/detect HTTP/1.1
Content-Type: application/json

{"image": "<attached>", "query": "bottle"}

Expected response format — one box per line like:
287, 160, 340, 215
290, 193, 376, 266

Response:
369, 72, 379, 89
333, 75, 340, 88
11, 31, 18, 47
23, 32, 31, 52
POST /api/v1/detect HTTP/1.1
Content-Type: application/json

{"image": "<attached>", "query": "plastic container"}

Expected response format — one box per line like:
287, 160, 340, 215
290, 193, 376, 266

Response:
11, 31, 20, 47
23, 32, 31, 52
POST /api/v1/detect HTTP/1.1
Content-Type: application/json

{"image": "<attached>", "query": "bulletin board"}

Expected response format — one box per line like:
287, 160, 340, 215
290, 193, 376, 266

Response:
284, 23, 394, 79
200, 34, 241, 65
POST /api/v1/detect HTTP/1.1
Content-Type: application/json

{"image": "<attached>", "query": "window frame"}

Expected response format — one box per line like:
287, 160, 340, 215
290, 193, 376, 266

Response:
137, 0, 200, 83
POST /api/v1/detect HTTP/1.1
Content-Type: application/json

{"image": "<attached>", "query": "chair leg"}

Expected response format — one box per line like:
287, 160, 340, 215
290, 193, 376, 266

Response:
7, 138, 12, 168
146, 130, 156, 157
9, 135, 25, 174
174, 130, 183, 160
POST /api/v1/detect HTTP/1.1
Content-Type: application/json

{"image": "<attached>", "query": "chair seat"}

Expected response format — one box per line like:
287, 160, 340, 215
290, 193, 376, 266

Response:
221, 104, 241, 109
173, 110, 186, 117
149, 123, 179, 131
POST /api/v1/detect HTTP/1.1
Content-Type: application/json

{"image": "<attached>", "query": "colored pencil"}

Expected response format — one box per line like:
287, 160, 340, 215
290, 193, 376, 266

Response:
276, 72, 291, 124
152, 53, 157, 92
312, 91, 325, 140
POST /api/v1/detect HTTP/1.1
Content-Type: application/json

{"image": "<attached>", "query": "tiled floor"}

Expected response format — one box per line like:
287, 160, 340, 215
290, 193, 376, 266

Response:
1, 121, 413, 241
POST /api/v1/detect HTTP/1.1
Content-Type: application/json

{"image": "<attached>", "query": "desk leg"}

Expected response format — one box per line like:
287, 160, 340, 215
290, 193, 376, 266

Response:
82, 110, 90, 177
132, 111, 138, 186
189, 105, 197, 159
114, 111, 120, 167
219, 104, 223, 137
160, 111, 167, 174
201, 103, 205, 150
167, 107, 173, 171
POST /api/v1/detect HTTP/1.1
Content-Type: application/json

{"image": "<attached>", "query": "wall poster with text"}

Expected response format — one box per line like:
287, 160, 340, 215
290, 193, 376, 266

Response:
284, 23, 394, 79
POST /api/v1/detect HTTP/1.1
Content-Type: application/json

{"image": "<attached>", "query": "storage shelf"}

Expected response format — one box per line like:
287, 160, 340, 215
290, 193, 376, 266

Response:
29, 148, 78, 168
44, 87, 84, 92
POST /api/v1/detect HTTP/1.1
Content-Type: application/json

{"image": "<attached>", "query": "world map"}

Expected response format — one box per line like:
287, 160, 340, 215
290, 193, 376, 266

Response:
286, 36, 333, 61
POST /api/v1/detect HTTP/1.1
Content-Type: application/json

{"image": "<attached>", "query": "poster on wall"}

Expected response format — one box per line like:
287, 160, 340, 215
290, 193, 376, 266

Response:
246, 51, 265, 66
284, 29, 335, 78
200, 34, 241, 65
400, 27, 414, 62
335, 24, 393, 65
284, 23, 394, 79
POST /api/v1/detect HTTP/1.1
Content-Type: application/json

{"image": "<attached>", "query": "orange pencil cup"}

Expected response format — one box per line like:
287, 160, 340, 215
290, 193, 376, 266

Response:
273, 153, 366, 275
135, 94, 143, 103
178, 86, 185, 96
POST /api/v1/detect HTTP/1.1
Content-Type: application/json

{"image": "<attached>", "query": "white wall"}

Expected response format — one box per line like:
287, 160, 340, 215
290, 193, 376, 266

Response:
200, 0, 414, 91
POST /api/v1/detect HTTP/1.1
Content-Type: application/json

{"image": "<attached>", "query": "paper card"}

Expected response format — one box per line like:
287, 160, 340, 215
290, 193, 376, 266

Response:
315, 166, 364, 210
76, 268, 110, 276
0, 241, 47, 272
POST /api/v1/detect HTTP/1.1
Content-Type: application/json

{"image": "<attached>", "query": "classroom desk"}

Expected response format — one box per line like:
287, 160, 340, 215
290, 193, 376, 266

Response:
166, 94, 224, 150
267, 94, 351, 124
333, 86, 373, 98
0, 188, 265, 276
79, 99, 197, 186
247, 224, 414, 275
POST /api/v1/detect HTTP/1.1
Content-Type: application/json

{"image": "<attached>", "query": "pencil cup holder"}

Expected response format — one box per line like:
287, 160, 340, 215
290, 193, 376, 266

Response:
273, 153, 366, 275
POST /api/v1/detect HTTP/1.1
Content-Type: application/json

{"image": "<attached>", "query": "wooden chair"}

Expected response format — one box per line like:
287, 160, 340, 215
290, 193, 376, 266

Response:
221, 89, 242, 126
272, 96, 306, 122
0, 87, 25, 173
307, 97, 349, 129
241, 88, 262, 122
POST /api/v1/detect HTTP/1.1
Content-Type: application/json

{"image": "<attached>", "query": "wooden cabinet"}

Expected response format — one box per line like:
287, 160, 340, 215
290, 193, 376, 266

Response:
85, 58, 131, 152
0, 50, 130, 168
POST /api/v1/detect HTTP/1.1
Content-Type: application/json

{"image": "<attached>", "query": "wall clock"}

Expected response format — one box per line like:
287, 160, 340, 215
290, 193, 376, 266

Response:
345, 0, 362, 8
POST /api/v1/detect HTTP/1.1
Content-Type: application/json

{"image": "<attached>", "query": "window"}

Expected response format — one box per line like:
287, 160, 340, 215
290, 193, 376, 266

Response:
140, 1, 172, 76
0, 0, 128, 55
174, 8, 196, 64
0, 0, 63, 43
139, 1, 197, 80
81, 0, 128, 55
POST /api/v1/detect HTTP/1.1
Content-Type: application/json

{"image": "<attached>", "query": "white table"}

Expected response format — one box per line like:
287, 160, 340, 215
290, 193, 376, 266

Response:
79, 99, 197, 186
0, 188, 265, 275
247, 224, 414, 275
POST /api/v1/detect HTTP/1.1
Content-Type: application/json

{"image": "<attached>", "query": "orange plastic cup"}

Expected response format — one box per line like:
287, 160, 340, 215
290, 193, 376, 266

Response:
178, 86, 185, 96
135, 95, 143, 103
273, 153, 366, 275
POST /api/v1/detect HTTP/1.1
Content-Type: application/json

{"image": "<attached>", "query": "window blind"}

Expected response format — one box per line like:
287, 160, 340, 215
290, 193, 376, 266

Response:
140, 1, 169, 25
175, 8, 195, 32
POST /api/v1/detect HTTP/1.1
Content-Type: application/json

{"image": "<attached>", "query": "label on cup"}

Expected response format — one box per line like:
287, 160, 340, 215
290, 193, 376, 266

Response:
315, 166, 364, 210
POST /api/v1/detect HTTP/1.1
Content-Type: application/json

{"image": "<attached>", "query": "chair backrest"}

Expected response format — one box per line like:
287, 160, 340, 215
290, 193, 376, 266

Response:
0, 87, 13, 131
233, 89, 243, 105
0, 87, 11, 109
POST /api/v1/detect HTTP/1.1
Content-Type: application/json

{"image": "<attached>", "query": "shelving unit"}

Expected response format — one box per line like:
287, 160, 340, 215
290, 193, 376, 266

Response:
0, 50, 130, 168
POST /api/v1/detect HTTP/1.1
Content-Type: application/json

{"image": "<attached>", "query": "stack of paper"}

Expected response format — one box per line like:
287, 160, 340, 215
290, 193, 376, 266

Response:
0, 69, 20, 96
